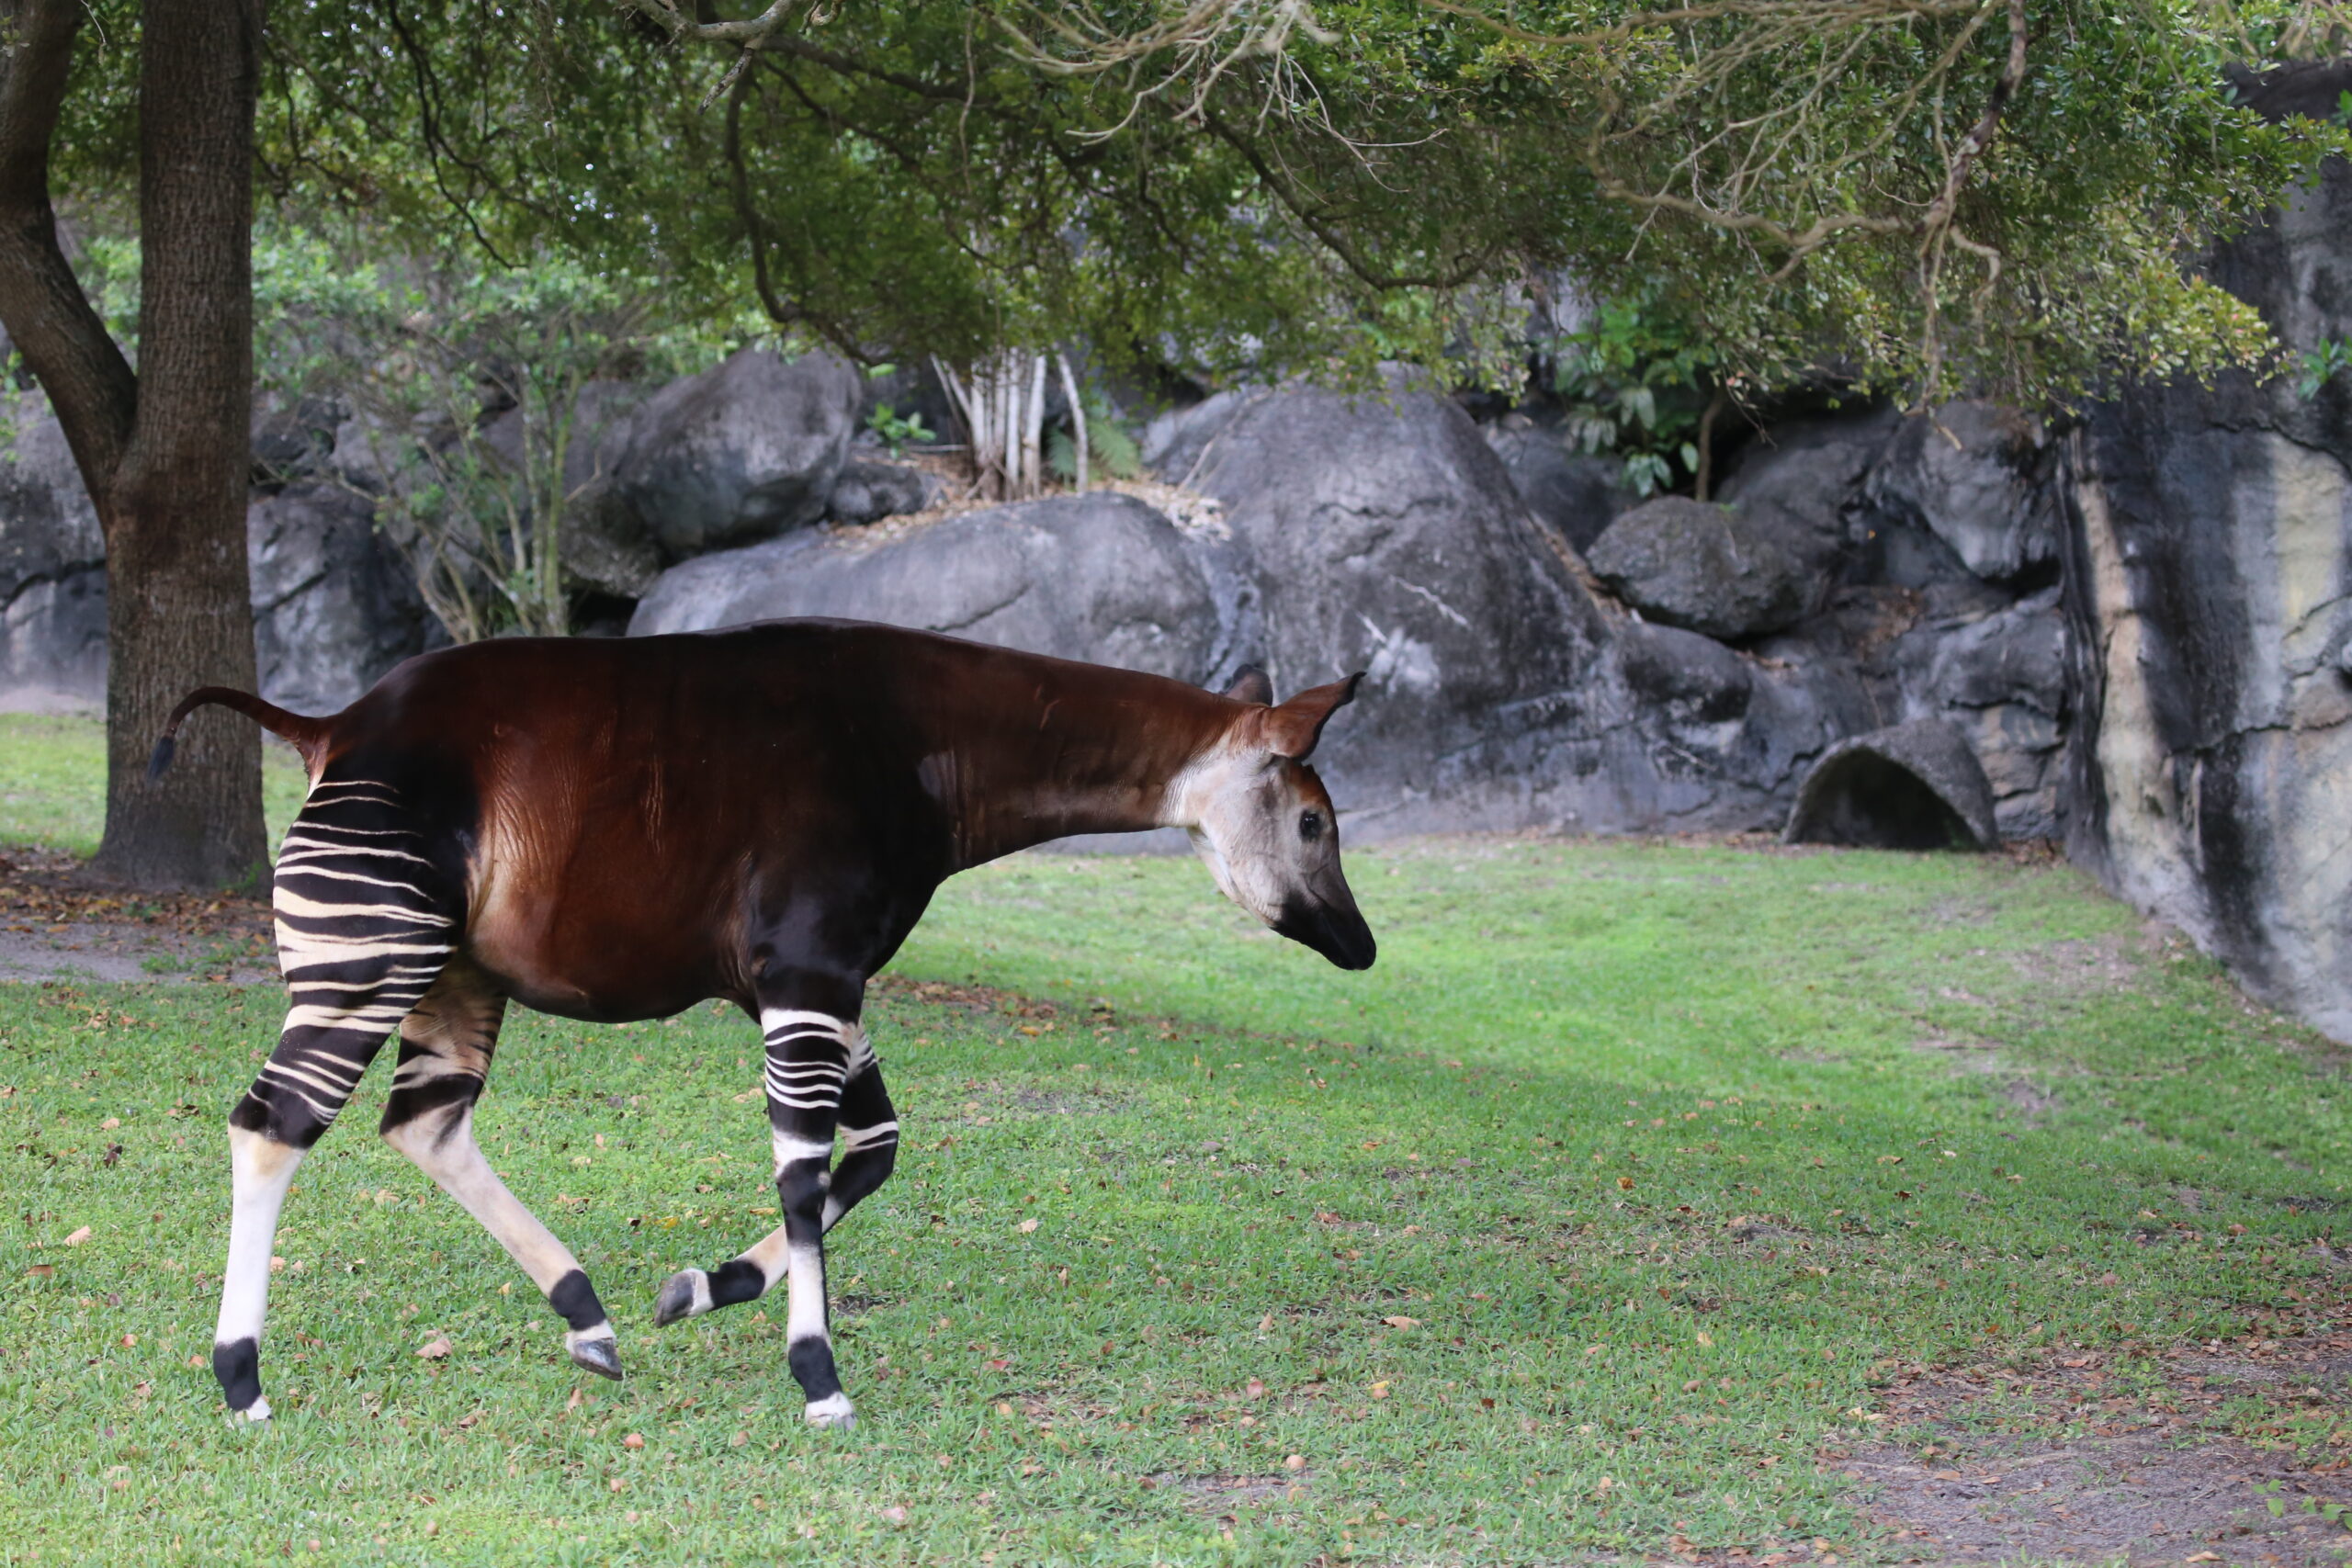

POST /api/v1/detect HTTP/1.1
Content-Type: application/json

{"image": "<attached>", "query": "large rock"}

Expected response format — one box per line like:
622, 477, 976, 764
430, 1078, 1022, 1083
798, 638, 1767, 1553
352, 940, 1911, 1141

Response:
0, 391, 107, 713
1141, 389, 1262, 484
631, 492, 1220, 681
1483, 418, 1633, 552
627, 373, 1867, 840
248, 482, 435, 714
1184, 373, 1632, 832
616, 347, 863, 558
1865, 401, 2056, 582
1586, 496, 1815, 640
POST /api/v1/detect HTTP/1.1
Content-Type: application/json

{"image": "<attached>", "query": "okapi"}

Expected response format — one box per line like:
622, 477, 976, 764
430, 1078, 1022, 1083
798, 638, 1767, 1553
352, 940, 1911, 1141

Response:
153, 619, 1374, 1428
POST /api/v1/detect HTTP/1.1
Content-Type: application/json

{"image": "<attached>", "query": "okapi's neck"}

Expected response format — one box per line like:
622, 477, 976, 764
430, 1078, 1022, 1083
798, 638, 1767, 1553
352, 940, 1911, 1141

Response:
916, 648, 1239, 870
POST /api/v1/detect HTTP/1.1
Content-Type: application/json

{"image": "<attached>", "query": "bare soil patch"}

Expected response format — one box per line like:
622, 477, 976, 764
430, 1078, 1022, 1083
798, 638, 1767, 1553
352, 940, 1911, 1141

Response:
1830, 1316, 2352, 1565
0, 845, 274, 984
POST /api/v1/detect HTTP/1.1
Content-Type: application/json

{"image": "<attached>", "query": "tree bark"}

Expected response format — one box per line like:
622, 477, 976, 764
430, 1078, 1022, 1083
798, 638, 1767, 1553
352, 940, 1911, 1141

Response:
0, 0, 267, 889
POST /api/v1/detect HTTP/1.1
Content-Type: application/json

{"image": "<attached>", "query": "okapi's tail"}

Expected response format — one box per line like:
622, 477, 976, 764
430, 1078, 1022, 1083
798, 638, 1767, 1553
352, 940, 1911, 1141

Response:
148, 687, 333, 781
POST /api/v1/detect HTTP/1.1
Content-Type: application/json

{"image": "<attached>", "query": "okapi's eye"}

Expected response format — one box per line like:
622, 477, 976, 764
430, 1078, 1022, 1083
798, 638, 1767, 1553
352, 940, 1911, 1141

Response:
1299, 810, 1324, 842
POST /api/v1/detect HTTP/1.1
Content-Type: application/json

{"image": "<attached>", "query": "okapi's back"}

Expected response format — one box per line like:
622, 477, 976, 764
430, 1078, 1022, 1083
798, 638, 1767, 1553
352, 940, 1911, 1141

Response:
325, 625, 959, 1018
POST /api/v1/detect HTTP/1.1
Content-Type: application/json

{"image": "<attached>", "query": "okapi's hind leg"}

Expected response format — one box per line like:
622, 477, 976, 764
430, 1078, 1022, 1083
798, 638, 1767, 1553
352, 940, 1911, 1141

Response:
214, 780, 460, 1421
379, 958, 622, 1381
655, 997, 876, 1427
655, 1031, 899, 1326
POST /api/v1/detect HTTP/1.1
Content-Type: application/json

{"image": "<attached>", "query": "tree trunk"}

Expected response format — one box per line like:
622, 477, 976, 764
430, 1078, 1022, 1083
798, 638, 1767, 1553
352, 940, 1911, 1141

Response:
0, 0, 266, 889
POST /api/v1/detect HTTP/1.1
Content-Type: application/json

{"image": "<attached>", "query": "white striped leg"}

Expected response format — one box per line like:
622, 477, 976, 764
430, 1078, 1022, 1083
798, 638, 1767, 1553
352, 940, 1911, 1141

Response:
214, 786, 458, 1419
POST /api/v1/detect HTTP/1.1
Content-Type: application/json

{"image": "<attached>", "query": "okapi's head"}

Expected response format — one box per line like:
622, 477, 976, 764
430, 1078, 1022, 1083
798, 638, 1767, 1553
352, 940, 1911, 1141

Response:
1167, 668, 1376, 971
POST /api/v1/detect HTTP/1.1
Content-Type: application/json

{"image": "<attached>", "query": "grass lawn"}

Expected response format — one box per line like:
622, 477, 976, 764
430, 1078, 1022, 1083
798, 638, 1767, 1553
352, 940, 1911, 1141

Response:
2, 715, 2346, 1563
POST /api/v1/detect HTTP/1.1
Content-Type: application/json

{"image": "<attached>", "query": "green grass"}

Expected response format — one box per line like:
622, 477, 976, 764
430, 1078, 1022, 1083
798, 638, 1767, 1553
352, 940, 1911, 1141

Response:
3, 737, 2347, 1563
0, 714, 307, 861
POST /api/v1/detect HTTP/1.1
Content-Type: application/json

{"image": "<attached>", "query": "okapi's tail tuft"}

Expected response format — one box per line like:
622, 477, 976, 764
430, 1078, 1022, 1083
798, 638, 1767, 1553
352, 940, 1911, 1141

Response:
149, 687, 333, 780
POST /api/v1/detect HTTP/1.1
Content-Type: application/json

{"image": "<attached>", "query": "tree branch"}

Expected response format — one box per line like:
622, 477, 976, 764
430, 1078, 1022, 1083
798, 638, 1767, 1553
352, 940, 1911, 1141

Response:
1202, 105, 1489, 290
0, 0, 137, 491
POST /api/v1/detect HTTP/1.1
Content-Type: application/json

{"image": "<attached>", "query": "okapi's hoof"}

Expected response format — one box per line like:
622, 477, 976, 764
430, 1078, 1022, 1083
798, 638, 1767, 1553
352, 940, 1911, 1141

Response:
652, 1269, 708, 1328
566, 1328, 624, 1382
803, 1393, 856, 1429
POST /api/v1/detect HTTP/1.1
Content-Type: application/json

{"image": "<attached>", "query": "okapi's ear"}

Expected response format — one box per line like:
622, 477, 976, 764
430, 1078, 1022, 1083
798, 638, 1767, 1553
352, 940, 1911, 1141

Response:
1220, 666, 1274, 706
1256, 672, 1364, 760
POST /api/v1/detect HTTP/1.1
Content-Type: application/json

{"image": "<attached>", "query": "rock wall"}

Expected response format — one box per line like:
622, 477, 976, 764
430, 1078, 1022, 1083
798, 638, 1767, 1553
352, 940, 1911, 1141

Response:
2062, 152, 2352, 1037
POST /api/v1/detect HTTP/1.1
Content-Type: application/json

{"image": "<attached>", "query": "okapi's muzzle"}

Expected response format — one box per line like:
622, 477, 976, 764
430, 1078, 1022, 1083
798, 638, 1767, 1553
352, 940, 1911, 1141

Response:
1275, 886, 1377, 971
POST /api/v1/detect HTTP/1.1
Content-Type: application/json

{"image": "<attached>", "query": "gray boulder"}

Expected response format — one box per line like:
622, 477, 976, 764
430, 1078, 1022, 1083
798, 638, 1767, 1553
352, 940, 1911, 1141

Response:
248, 482, 435, 714
1864, 401, 2055, 581
1483, 419, 1632, 552
1784, 717, 1998, 851
1587, 496, 1815, 640
0, 391, 107, 712
828, 458, 938, 526
1184, 373, 1695, 835
616, 347, 863, 558
631, 491, 1219, 681
1715, 409, 1894, 573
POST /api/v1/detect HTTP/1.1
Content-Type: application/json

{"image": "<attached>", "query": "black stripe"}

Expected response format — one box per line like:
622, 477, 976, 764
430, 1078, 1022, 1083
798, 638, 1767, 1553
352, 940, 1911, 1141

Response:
548, 1269, 606, 1331
213, 1337, 262, 1410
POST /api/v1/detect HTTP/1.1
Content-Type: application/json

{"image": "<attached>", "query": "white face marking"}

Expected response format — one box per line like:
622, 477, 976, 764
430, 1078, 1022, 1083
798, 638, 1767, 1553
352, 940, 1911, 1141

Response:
1162, 741, 1345, 931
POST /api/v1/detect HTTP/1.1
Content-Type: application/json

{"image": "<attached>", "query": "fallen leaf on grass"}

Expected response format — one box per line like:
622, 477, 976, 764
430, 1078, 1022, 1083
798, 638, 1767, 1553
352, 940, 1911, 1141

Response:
1017, 1218, 1039, 1234
1283, 1454, 1306, 1472
1382, 1314, 1420, 1329
415, 1336, 453, 1359
62, 1226, 91, 1247
880, 1506, 909, 1526
25, 1265, 53, 1279
622, 1432, 644, 1449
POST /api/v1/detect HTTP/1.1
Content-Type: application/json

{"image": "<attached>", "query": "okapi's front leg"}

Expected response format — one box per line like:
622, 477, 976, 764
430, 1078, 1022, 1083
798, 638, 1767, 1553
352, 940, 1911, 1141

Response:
378, 958, 622, 1381
657, 1000, 863, 1427
655, 1033, 899, 1329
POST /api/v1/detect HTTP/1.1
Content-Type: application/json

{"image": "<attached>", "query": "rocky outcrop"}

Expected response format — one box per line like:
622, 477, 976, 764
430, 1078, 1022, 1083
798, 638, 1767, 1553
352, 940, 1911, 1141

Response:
1784, 718, 1998, 851
615, 347, 863, 558
1587, 496, 1815, 639
632, 376, 1848, 838
1866, 401, 2058, 583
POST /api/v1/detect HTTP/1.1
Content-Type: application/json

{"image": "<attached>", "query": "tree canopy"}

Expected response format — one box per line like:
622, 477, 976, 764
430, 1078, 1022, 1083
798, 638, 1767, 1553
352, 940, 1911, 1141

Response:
51, 1, 2352, 410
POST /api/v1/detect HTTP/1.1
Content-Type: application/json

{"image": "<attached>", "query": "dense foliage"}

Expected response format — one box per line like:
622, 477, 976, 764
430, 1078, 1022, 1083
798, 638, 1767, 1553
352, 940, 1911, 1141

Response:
46, 1, 2352, 410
